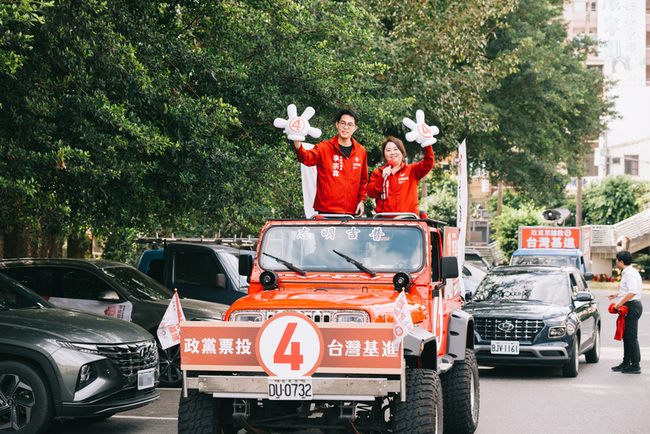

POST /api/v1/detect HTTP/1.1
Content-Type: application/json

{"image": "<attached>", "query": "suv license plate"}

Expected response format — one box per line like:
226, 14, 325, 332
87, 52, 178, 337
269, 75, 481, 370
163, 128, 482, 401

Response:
268, 378, 313, 400
491, 341, 520, 355
138, 368, 156, 390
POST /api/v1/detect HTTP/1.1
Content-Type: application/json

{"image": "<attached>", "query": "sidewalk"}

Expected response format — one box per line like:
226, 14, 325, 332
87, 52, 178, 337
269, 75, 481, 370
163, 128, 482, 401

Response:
590, 281, 650, 291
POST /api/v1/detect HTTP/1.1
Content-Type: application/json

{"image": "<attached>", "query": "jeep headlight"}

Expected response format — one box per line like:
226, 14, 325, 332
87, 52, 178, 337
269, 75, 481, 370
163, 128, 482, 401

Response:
231, 311, 264, 322
333, 312, 367, 323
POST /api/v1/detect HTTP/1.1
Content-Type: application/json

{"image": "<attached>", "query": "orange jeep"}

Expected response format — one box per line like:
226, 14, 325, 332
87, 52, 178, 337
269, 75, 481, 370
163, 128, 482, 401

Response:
178, 214, 479, 434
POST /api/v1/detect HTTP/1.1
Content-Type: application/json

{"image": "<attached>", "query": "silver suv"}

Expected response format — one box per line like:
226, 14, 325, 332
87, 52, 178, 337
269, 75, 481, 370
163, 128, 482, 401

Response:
0, 273, 159, 433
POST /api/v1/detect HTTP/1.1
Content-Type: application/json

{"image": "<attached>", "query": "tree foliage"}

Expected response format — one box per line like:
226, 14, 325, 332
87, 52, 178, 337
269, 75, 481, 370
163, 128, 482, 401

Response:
0, 0, 52, 76
582, 176, 646, 225
493, 205, 545, 260
467, 0, 615, 204
0, 0, 613, 259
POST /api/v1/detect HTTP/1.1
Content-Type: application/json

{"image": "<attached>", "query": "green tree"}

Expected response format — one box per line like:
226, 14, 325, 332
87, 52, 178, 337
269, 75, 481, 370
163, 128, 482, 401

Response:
0, 0, 52, 76
493, 205, 545, 260
468, 0, 615, 204
582, 175, 645, 225
420, 174, 457, 226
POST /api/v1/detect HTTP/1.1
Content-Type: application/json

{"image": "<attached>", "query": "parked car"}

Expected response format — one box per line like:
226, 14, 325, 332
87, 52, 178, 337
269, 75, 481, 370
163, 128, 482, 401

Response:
465, 248, 492, 272
136, 242, 255, 305
462, 265, 601, 377
0, 272, 159, 433
0, 259, 228, 387
462, 262, 487, 298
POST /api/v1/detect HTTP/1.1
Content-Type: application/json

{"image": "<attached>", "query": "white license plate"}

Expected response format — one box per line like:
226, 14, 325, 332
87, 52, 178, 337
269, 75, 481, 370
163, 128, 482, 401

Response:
491, 341, 520, 355
268, 378, 313, 400
137, 368, 156, 390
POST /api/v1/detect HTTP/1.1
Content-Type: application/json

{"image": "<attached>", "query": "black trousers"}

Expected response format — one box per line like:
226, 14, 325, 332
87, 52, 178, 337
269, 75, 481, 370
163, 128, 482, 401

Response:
623, 301, 643, 366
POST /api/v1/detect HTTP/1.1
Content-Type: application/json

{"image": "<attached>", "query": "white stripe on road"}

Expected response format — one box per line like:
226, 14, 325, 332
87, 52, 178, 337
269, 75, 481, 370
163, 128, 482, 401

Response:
112, 416, 178, 420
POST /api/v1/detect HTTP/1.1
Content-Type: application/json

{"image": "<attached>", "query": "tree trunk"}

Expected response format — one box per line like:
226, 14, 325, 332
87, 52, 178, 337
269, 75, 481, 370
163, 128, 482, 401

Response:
67, 236, 90, 258
497, 181, 504, 216
2, 225, 31, 258
576, 178, 583, 226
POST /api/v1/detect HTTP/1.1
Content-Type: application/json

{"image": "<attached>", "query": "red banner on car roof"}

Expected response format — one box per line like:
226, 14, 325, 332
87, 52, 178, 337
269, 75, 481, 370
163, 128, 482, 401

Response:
521, 227, 580, 250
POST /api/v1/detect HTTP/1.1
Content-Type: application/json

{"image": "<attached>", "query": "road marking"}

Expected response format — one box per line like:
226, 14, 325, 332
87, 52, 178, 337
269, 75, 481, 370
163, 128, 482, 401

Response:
112, 416, 178, 420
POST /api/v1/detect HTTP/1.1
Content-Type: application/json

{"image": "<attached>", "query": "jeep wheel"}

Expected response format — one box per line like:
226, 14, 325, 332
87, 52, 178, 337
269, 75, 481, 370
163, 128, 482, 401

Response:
178, 389, 237, 434
584, 326, 601, 363
562, 338, 579, 377
392, 369, 443, 434
441, 349, 480, 434
0, 361, 53, 434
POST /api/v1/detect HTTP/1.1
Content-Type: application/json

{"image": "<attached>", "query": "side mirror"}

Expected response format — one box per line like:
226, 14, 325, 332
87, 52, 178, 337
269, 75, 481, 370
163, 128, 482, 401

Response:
575, 291, 595, 302
216, 274, 226, 288
441, 256, 459, 279
98, 290, 120, 301
239, 254, 253, 277
584, 272, 594, 281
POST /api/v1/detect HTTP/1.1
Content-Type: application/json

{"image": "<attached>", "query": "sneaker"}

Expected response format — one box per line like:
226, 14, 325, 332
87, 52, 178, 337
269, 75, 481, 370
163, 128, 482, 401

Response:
621, 365, 641, 374
612, 363, 629, 372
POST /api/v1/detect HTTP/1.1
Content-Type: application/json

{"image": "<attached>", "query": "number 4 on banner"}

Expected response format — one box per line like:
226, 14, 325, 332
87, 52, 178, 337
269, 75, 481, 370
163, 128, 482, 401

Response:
274, 323, 304, 370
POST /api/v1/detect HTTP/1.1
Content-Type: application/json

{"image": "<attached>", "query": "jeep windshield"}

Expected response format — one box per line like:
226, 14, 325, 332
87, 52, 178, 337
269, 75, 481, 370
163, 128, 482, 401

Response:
259, 225, 424, 274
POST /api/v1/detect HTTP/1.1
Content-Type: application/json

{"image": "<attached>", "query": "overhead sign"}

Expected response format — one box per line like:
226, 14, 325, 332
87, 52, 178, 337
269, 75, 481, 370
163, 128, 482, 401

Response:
181, 315, 402, 376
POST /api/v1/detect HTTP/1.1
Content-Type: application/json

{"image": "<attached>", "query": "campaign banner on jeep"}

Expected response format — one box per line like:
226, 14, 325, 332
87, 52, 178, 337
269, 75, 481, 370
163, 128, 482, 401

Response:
180, 313, 402, 376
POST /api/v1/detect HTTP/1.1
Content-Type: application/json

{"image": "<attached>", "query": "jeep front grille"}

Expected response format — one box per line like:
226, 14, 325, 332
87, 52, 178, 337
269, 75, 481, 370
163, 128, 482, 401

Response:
230, 309, 370, 323
475, 318, 544, 342
95, 340, 158, 377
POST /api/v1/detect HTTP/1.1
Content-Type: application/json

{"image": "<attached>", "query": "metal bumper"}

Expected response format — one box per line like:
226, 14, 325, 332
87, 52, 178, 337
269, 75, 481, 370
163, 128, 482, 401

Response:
186, 376, 401, 402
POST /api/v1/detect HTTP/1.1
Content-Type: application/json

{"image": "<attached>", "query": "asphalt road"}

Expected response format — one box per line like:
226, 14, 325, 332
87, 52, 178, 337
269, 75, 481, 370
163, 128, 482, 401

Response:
50, 289, 650, 434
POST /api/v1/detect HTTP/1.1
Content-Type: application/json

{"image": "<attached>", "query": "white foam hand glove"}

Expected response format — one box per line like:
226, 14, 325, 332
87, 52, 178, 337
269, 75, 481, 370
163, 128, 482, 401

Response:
274, 104, 322, 142
403, 110, 439, 147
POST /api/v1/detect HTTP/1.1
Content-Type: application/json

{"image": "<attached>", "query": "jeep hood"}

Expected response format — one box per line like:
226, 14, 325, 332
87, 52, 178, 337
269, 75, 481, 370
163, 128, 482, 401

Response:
0, 307, 153, 343
227, 288, 428, 323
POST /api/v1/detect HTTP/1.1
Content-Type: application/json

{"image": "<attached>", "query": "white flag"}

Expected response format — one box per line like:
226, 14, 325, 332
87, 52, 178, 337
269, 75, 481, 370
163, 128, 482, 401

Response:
456, 139, 468, 297
157, 291, 186, 350
392, 291, 414, 351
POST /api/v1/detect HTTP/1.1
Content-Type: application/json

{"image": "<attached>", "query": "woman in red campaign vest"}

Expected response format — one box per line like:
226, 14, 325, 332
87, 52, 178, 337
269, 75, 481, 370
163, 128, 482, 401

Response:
368, 136, 434, 217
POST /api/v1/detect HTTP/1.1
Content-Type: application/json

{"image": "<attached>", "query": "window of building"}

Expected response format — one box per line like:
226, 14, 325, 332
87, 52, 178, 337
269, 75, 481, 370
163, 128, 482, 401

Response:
588, 65, 603, 75
625, 155, 639, 176
583, 151, 597, 177
574, 2, 587, 12
612, 157, 621, 164
591, 2, 597, 11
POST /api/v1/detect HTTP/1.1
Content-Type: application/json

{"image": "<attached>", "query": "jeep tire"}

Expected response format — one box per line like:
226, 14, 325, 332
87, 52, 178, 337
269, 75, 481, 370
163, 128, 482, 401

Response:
392, 368, 443, 434
178, 389, 237, 434
441, 349, 480, 434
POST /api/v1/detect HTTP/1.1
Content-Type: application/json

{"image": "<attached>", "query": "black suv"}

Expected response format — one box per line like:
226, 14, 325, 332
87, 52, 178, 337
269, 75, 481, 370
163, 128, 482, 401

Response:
0, 273, 159, 433
462, 265, 600, 377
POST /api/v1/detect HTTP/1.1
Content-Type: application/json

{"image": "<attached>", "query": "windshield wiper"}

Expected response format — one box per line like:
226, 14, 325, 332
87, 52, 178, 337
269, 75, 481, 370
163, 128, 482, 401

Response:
333, 250, 376, 277
263, 253, 306, 276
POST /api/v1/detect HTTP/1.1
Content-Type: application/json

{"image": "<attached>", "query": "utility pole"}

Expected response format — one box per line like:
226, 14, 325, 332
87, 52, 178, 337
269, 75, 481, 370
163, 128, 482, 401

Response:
576, 177, 583, 226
